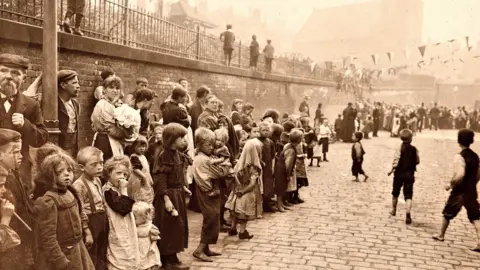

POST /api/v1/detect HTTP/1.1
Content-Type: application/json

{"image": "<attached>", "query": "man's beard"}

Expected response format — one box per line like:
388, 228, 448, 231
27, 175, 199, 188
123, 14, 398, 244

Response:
0, 80, 18, 97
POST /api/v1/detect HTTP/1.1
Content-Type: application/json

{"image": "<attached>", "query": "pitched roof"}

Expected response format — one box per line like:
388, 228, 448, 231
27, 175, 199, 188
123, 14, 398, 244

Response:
169, 0, 217, 28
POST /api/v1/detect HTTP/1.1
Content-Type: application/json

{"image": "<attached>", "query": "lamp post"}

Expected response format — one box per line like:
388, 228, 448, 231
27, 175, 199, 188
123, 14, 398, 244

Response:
42, 0, 60, 143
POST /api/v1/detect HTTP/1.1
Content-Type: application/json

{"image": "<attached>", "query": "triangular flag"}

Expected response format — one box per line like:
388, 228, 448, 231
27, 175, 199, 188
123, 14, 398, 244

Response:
418, 45, 426, 58
387, 52, 392, 62
371, 54, 377, 65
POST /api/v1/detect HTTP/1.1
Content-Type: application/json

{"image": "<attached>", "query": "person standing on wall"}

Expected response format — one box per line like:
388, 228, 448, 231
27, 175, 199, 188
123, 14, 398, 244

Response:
263, 40, 275, 73
249, 35, 260, 71
220, 24, 235, 67
62, 0, 86, 36
57, 70, 81, 157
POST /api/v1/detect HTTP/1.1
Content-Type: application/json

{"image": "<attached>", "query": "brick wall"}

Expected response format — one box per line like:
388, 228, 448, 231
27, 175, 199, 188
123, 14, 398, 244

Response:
0, 20, 357, 148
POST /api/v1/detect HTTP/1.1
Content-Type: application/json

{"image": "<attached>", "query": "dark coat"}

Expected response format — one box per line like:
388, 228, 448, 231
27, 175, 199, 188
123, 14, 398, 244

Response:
220, 30, 235, 50
161, 101, 190, 128
189, 100, 203, 134
0, 93, 49, 186
197, 110, 218, 131
58, 97, 80, 154
152, 148, 189, 254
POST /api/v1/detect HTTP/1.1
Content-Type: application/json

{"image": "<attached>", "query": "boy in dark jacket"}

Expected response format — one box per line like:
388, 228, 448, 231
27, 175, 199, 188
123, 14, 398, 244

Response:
388, 129, 419, 224
432, 129, 480, 251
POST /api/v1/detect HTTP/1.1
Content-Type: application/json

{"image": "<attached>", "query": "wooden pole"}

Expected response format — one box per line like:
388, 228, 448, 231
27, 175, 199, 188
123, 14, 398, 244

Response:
42, 0, 60, 141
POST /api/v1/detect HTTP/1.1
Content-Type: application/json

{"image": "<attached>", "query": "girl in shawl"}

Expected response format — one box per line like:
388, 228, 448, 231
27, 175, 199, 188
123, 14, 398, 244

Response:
225, 139, 263, 240
91, 76, 138, 161
192, 128, 232, 262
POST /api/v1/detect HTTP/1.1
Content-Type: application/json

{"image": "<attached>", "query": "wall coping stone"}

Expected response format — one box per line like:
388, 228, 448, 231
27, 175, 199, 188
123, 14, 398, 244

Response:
0, 19, 335, 88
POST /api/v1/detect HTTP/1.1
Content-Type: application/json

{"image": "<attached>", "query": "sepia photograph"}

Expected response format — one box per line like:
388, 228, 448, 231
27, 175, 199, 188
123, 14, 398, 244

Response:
0, 0, 480, 269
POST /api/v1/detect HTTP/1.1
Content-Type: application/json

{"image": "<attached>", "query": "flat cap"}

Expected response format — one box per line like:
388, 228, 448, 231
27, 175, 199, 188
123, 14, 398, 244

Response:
57, 70, 78, 83
0, 128, 21, 147
0, 53, 29, 69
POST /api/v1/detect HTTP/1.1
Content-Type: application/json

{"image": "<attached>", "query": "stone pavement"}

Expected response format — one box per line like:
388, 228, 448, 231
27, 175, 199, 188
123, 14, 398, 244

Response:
179, 130, 480, 270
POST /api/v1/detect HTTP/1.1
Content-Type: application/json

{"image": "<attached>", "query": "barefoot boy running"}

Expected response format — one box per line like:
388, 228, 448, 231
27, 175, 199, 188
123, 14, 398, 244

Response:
433, 128, 480, 252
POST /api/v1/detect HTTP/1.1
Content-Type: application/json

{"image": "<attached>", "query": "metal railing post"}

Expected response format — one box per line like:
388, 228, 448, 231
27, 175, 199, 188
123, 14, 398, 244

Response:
195, 24, 200, 60
238, 41, 241, 67
123, 0, 128, 45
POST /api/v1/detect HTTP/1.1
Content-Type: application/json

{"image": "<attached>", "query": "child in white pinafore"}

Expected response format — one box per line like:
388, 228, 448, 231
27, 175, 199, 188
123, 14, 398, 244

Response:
103, 156, 139, 270
126, 135, 154, 204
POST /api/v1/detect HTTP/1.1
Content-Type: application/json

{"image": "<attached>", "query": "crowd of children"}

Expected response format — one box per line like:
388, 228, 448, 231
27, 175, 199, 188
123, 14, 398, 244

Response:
3, 76, 480, 270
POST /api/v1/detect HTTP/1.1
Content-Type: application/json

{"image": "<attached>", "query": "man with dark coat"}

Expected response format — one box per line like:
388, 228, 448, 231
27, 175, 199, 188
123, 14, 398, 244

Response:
342, 102, 357, 142
0, 53, 48, 188
57, 70, 80, 157
189, 85, 211, 136
429, 102, 440, 131
417, 102, 426, 132
0, 53, 48, 270
161, 86, 190, 128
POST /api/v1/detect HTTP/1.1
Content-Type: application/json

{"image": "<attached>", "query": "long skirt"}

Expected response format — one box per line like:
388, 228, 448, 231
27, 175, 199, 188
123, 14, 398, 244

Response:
154, 187, 188, 255
196, 185, 221, 245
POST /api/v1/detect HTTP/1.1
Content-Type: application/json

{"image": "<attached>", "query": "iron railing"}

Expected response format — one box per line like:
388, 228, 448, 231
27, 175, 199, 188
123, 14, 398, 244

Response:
0, 0, 333, 80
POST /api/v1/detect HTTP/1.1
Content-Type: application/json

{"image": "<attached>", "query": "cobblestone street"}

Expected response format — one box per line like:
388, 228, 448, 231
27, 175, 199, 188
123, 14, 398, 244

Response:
181, 130, 480, 270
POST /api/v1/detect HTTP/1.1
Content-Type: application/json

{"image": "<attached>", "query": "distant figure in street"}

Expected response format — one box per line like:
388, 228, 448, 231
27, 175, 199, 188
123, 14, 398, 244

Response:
417, 102, 426, 132
263, 40, 275, 73
351, 132, 368, 182
388, 129, 419, 225
299, 95, 310, 117
429, 102, 440, 130
249, 35, 260, 70
62, 0, 86, 36
220, 24, 235, 66
433, 129, 480, 252
372, 102, 380, 137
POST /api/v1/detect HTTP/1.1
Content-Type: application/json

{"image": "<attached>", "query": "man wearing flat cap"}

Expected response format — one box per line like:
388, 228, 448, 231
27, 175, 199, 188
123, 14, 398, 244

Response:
58, 70, 81, 157
0, 53, 48, 189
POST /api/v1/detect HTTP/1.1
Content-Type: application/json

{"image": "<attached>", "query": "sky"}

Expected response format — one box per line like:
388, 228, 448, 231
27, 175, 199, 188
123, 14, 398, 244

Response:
187, 0, 480, 45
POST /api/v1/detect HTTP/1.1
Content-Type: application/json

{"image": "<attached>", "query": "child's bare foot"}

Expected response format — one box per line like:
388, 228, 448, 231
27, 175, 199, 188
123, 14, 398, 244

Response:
277, 206, 285, 212
352, 178, 359, 182
390, 209, 396, 216
256, 215, 263, 219
364, 175, 369, 182
432, 235, 445, 242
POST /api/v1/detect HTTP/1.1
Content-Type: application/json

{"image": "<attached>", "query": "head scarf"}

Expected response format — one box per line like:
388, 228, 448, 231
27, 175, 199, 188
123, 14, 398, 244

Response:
234, 139, 263, 174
